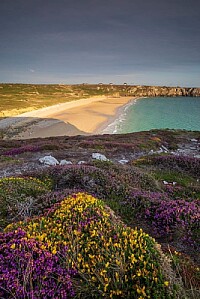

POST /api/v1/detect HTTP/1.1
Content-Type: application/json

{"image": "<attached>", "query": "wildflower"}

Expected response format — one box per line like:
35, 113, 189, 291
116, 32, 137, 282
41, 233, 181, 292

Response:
164, 281, 169, 287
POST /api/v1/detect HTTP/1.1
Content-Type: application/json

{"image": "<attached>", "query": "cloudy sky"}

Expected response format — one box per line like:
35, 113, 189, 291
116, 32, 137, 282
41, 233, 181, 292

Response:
0, 0, 200, 86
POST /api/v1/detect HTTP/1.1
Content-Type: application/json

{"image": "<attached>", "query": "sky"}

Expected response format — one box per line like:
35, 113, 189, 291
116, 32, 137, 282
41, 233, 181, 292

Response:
0, 0, 200, 86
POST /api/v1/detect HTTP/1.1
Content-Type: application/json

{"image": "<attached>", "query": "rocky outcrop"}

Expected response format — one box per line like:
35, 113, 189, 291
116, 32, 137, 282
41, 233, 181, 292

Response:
124, 85, 200, 97
95, 83, 200, 97
191, 88, 200, 97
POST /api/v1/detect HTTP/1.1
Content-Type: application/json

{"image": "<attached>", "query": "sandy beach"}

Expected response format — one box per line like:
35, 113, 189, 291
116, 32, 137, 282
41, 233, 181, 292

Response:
0, 95, 136, 139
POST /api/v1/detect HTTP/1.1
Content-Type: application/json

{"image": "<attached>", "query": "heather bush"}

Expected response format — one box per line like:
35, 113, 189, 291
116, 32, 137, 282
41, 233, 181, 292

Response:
6, 193, 177, 298
144, 199, 200, 246
40, 143, 62, 150
2, 145, 42, 156
28, 164, 160, 223
33, 164, 159, 200
164, 184, 200, 200
123, 190, 200, 247
0, 229, 76, 298
150, 155, 200, 178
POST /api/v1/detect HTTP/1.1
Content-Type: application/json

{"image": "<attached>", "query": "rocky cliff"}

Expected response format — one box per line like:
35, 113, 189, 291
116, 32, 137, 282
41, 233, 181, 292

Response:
122, 85, 200, 97
95, 84, 200, 97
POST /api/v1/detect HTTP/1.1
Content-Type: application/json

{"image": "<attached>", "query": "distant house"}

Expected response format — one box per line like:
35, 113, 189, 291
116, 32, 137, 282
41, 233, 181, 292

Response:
123, 82, 127, 86
98, 83, 103, 85
109, 83, 114, 86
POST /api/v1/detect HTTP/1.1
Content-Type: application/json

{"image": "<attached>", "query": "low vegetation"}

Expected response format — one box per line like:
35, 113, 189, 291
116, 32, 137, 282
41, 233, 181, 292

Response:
0, 129, 199, 298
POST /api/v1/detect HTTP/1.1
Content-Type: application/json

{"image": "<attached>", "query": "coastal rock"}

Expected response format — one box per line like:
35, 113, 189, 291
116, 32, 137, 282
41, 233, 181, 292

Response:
126, 85, 200, 97
39, 155, 59, 166
92, 153, 109, 162
59, 160, 73, 165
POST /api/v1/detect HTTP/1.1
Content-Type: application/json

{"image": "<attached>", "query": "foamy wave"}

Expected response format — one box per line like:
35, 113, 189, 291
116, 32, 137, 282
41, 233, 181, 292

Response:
102, 98, 138, 134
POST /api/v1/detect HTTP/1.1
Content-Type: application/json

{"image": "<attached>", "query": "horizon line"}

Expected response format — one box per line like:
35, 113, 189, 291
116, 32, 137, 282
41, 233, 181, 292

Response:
0, 82, 200, 88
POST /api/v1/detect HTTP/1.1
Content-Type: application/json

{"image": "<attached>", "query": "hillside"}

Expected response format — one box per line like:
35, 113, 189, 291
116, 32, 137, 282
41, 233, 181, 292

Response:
0, 129, 199, 298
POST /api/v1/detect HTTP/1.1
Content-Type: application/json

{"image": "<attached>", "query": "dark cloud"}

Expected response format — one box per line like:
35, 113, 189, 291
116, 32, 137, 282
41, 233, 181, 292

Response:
0, 0, 200, 86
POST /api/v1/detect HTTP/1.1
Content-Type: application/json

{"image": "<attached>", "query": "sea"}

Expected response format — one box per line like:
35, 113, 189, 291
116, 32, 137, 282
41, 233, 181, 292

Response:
103, 97, 200, 134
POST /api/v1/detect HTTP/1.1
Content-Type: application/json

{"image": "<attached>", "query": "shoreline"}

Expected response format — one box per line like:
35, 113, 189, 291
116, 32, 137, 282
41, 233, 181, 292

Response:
0, 95, 138, 139
94, 97, 140, 134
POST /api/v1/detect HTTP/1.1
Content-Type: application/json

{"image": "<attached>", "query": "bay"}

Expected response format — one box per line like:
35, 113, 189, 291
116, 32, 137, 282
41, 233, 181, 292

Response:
116, 97, 200, 133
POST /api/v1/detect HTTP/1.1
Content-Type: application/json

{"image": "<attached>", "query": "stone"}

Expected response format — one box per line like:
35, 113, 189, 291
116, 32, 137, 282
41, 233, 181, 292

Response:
149, 149, 154, 155
92, 153, 109, 162
189, 147, 197, 150
78, 161, 86, 165
118, 159, 129, 164
163, 180, 169, 185
191, 139, 198, 142
157, 148, 164, 154
39, 155, 59, 166
59, 160, 73, 165
161, 145, 169, 152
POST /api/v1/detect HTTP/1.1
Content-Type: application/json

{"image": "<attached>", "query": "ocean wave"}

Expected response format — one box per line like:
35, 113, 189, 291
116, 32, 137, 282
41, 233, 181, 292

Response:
102, 98, 138, 134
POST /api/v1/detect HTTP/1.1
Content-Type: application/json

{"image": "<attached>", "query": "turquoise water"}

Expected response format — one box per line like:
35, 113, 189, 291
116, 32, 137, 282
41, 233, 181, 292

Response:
114, 97, 200, 133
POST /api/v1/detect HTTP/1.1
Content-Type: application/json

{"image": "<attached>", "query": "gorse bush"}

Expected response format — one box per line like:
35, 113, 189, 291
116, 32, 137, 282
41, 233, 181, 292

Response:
0, 176, 51, 197
31, 189, 81, 216
0, 177, 51, 229
6, 193, 175, 299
